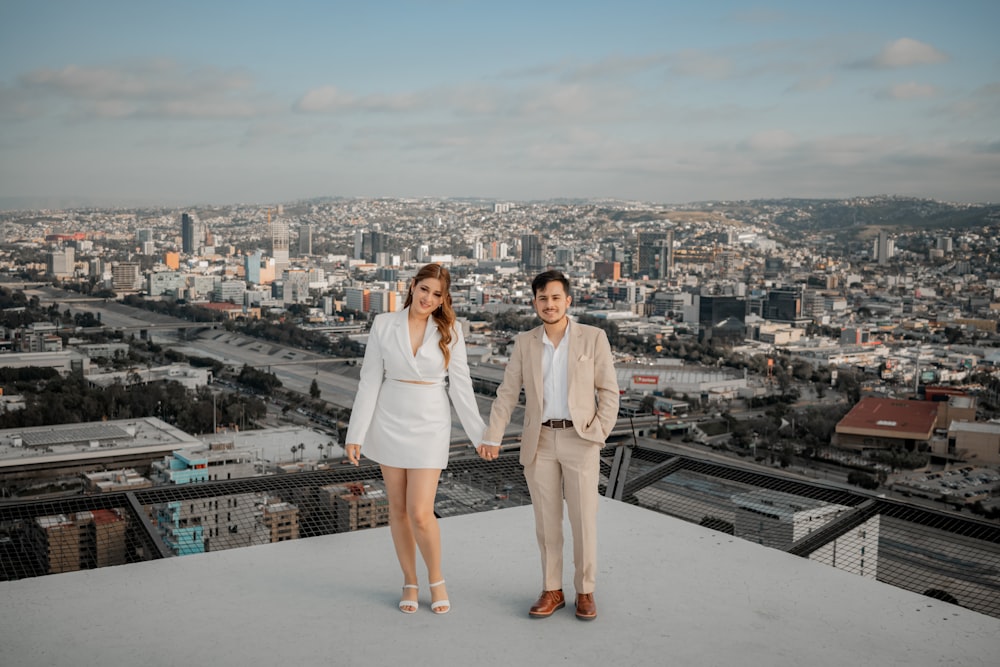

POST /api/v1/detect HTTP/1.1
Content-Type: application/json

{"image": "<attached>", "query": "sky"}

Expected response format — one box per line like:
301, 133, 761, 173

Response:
1, 0, 998, 209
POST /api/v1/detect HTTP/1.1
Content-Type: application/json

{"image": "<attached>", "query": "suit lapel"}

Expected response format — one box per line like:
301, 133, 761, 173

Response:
525, 326, 544, 407
566, 321, 584, 386
393, 309, 421, 374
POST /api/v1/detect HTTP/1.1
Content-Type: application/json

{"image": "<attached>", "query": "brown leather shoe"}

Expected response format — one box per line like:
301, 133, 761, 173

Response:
529, 589, 565, 618
575, 593, 597, 620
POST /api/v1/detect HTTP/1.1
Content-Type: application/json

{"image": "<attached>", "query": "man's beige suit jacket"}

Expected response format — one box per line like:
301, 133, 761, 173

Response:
483, 321, 620, 466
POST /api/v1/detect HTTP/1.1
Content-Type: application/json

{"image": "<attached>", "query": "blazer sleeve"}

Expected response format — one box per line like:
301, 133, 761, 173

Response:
482, 333, 526, 444
592, 328, 620, 441
446, 324, 487, 445
345, 316, 385, 446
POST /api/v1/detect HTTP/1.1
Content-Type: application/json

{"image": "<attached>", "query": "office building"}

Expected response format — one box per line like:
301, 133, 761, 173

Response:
635, 230, 672, 279
345, 287, 370, 313
697, 294, 746, 344
271, 217, 289, 273
299, 224, 313, 256
27, 509, 128, 574
521, 234, 544, 273
111, 262, 142, 292
47, 246, 74, 279
763, 287, 803, 323
181, 213, 202, 255
732, 490, 879, 579
244, 250, 264, 284
875, 230, 894, 265
594, 261, 621, 282
282, 269, 310, 304
213, 279, 247, 304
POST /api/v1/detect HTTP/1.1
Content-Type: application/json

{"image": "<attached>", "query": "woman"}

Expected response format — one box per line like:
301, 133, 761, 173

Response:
345, 263, 485, 615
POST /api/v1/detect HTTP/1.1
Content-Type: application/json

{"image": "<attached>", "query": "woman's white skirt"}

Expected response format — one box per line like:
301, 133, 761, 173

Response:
362, 380, 452, 469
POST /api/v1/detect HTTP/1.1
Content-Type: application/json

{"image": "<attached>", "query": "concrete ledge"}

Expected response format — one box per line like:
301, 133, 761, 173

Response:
1, 499, 997, 666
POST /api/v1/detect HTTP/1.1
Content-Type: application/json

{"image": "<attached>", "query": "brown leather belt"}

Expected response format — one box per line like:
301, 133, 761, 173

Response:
541, 419, 574, 429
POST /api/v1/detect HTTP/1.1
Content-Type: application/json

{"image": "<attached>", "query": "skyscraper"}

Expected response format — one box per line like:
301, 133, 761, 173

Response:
763, 287, 803, 323
47, 246, 74, 279
245, 250, 264, 284
521, 234, 544, 273
181, 213, 201, 255
636, 230, 672, 279
270, 215, 289, 273
298, 224, 313, 256
875, 230, 893, 265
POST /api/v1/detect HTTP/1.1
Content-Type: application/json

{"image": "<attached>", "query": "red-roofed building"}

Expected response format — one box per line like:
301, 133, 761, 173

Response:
834, 397, 940, 453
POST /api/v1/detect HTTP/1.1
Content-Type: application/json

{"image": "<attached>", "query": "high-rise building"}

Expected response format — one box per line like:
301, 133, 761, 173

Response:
764, 287, 803, 323
213, 279, 247, 304
298, 224, 313, 256
181, 213, 201, 255
594, 261, 621, 282
657, 232, 675, 279
282, 269, 310, 304
354, 230, 366, 260
635, 230, 672, 279
27, 509, 127, 574
875, 230, 893, 265
244, 250, 264, 284
697, 294, 746, 344
353, 230, 387, 263
47, 246, 74, 278
345, 287, 370, 312
271, 216, 289, 273
369, 289, 399, 314
111, 262, 142, 292
521, 234, 544, 273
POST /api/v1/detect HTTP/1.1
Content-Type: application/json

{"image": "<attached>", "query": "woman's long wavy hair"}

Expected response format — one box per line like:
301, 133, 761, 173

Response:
404, 263, 455, 368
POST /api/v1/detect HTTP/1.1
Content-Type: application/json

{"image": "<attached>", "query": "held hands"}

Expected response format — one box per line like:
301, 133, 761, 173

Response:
477, 444, 500, 461
345, 444, 361, 466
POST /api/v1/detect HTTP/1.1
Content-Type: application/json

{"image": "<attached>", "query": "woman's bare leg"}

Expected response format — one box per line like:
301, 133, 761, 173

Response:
381, 465, 419, 610
405, 468, 448, 611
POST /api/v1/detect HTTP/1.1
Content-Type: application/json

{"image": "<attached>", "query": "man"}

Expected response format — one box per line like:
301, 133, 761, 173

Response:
478, 270, 619, 621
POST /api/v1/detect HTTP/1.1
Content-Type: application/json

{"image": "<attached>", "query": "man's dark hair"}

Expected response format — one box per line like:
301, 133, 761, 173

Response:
531, 270, 571, 298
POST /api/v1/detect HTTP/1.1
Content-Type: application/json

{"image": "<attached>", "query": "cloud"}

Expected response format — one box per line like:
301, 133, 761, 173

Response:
294, 85, 423, 113
21, 60, 252, 100
12, 60, 273, 120
565, 53, 670, 82
855, 38, 948, 69
788, 75, 834, 93
880, 82, 938, 100
669, 49, 734, 80
726, 8, 790, 25
747, 129, 798, 152
974, 140, 1000, 154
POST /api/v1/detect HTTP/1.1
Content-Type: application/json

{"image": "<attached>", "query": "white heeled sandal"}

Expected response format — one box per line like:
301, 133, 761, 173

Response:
399, 584, 419, 614
429, 580, 450, 615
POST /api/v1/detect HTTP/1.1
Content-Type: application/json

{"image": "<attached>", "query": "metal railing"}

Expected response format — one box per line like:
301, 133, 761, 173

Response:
2, 441, 998, 618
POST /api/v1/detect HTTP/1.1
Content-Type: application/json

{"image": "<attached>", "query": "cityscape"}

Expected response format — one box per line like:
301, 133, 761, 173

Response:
2, 2, 999, 664
0, 192, 998, 593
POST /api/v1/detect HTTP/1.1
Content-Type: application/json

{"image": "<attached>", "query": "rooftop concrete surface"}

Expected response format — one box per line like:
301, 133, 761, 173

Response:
1, 499, 997, 667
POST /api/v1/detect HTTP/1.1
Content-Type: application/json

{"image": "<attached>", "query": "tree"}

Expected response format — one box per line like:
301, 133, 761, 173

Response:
309, 378, 321, 399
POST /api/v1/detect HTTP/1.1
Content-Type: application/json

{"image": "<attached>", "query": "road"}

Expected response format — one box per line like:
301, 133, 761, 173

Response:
35, 291, 516, 444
